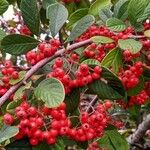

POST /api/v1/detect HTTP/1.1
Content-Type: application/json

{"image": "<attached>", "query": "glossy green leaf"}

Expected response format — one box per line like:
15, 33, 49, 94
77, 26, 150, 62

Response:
114, 0, 129, 20
65, 88, 80, 114
118, 39, 142, 54
127, 0, 148, 24
10, 71, 26, 85
46, 3, 68, 37
0, 0, 9, 15
88, 80, 123, 100
0, 125, 19, 144
106, 18, 126, 32
67, 15, 95, 42
82, 59, 101, 66
34, 78, 65, 108
89, 0, 111, 16
97, 128, 128, 150
91, 36, 114, 44
138, 3, 150, 22
20, 0, 40, 35
101, 48, 123, 74
99, 5, 113, 23
6, 99, 22, 113
67, 8, 88, 29
1, 34, 39, 55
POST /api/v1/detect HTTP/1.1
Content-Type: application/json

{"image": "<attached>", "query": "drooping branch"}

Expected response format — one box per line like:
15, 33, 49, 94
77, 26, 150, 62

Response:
128, 114, 150, 145
0, 39, 92, 106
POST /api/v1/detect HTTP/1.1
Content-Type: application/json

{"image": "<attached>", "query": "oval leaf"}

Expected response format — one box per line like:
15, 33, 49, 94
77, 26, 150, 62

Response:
67, 15, 95, 42
89, 0, 111, 16
101, 48, 123, 74
118, 39, 142, 54
82, 59, 101, 66
0, 0, 9, 15
106, 18, 126, 32
144, 29, 150, 38
1, 34, 39, 55
20, 0, 40, 35
91, 36, 114, 44
46, 3, 68, 37
0, 125, 19, 144
67, 8, 88, 29
34, 78, 65, 108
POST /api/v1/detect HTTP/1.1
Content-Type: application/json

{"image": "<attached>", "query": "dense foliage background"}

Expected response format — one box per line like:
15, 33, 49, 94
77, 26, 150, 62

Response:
0, 0, 150, 149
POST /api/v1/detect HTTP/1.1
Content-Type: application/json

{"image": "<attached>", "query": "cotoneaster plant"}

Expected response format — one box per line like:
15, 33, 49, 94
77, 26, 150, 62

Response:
0, 0, 150, 149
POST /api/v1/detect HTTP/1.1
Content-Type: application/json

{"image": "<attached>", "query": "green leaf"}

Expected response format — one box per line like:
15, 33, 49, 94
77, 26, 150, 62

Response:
10, 71, 26, 85
127, 0, 148, 24
67, 8, 88, 29
1, 34, 39, 55
118, 39, 142, 54
46, 3, 68, 37
6, 99, 22, 113
114, 0, 129, 20
0, 0, 9, 15
14, 81, 32, 100
65, 88, 80, 114
106, 18, 126, 32
91, 36, 114, 44
99, 5, 113, 23
32, 142, 51, 150
97, 128, 128, 150
97, 134, 115, 150
128, 105, 141, 120
0, 29, 6, 41
34, 78, 65, 108
82, 59, 101, 66
144, 29, 150, 38
67, 15, 95, 42
0, 125, 19, 144
42, 0, 56, 9
81, 59, 126, 101
127, 76, 144, 96
138, 3, 150, 22
89, 0, 111, 16
101, 48, 123, 74
88, 80, 123, 100
20, 0, 40, 36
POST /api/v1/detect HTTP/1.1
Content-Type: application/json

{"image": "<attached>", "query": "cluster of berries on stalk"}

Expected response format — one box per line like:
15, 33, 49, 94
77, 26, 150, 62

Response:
26, 39, 61, 65
47, 57, 102, 93
119, 62, 143, 89
0, 61, 19, 97
3, 100, 112, 146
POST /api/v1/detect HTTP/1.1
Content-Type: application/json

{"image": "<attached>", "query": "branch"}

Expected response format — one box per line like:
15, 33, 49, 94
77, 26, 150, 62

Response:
128, 114, 150, 145
0, 39, 92, 106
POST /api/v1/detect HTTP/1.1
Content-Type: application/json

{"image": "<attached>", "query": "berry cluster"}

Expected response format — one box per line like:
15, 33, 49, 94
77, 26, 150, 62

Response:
3, 100, 111, 146
128, 90, 149, 106
0, 61, 19, 97
26, 39, 61, 65
119, 62, 143, 89
76, 25, 134, 43
123, 50, 140, 62
47, 58, 102, 93
83, 43, 115, 62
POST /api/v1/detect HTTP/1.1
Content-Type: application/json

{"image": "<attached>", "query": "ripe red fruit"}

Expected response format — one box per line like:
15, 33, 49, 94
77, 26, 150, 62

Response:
12, 71, 19, 79
3, 113, 14, 125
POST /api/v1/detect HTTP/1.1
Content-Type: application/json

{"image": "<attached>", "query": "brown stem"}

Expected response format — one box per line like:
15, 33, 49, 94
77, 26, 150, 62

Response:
0, 39, 92, 106
128, 114, 150, 145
